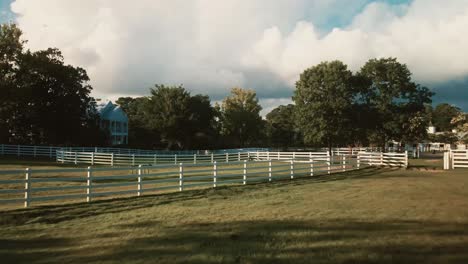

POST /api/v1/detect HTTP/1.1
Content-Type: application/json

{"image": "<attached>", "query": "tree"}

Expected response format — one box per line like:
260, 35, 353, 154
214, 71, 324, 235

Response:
293, 61, 355, 154
217, 87, 263, 147
116, 96, 160, 148
432, 103, 461, 132
266, 104, 302, 148
0, 23, 102, 145
140, 84, 217, 149
358, 58, 433, 148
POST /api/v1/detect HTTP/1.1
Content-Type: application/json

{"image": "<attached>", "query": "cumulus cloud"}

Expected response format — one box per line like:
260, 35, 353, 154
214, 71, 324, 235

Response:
245, 0, 468, 85
9, 0, 468, 113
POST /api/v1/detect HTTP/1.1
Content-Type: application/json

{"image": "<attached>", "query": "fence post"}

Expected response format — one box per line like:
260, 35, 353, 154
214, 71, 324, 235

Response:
290, 160, 294, 179
24, 168, 31, 208
243, 160, 247, 185
194, 154, 197, 164
310, 158, 314, 176
211, 153, 214, 163
175, 154, 177, 165
179, 163, 184, 192
225, 153, 229, 163
327, 154, 331, 174
405, 151, 408, 168
87, 166, 92, 202
342, 155, 346, 172
380, 152, 384, 166
137, 165, 142, 196
111, 153, 114, 166
248, 152, 251, 160
132, 154, 135, 166
267, 151, 270, 160
443, 152, 448, 170
91, 152, 95, 166
74, 152, 78, 165
213, 161, 217, 188
238, 152, 241, 161
268, 160, 272, 182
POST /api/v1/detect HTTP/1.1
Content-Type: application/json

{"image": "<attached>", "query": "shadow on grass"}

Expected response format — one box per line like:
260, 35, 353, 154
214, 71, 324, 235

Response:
0, 167, 408, 226
1, 219, 468, 263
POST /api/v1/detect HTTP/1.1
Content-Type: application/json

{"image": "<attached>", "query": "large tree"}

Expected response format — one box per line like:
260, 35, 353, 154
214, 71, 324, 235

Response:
266, 104, 302, 148
358, 58, 433, 148
217, 87, 263, 147
138, 84, 217, 149
0, 23, 103, 145
293, 61, 355, 154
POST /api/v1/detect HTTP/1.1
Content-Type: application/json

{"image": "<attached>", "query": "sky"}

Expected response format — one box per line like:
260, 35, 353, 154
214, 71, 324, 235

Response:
1, 0, 468, 115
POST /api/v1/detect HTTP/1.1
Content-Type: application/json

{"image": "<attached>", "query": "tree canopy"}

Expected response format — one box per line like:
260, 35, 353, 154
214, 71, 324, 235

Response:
0, 23, 104, 145
358, 58, 433, 148
293, 61, 355, 153
216, 87, 263, 147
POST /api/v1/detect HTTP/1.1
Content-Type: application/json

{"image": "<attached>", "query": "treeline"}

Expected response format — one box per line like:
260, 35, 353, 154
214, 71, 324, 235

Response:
0, 24, 106, 146
121, 59, 436, 151
116, 86, 264, 149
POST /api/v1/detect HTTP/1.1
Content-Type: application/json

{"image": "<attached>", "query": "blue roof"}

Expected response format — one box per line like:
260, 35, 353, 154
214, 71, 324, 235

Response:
96, 101, 128, 122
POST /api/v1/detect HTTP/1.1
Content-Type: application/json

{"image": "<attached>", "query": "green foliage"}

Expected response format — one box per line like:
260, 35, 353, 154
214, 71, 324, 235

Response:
432, 103, 461, 132
0, 23, 103, 146
293, 61, 355, 152
358, 58, 433, 147
118, 85, 218, 150
266, 104, 302, 148
217, 87, 263, 147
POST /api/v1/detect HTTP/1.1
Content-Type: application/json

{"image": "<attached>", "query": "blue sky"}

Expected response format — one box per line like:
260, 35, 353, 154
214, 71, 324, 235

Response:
2, 0, 468, 113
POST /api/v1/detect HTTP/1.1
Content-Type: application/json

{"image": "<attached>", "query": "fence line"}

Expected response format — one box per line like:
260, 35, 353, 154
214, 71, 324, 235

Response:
0, 151, 408, 209
0, 144, 268, 158
0, 156, 358, 209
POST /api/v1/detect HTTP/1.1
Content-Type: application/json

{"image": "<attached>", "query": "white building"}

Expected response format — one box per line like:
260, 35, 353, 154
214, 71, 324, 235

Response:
96, 100, 129, 145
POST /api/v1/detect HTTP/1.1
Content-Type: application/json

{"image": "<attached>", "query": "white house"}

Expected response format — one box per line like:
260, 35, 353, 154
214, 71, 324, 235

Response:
96, 100, 129, 145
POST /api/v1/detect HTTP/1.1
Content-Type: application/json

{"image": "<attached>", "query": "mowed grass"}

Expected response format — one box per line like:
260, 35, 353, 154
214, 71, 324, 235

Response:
1, 159, 468, 263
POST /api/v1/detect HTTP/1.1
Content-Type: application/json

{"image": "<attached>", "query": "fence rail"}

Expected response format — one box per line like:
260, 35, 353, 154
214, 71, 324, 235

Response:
450, 150, 468, 169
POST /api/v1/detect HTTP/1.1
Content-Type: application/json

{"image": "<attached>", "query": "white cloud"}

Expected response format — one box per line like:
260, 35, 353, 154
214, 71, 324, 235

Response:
9, 0, 468, 113
245, 0, 468, 85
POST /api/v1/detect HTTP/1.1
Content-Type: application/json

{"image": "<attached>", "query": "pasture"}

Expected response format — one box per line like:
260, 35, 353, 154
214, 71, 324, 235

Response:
1, 158, 468, 263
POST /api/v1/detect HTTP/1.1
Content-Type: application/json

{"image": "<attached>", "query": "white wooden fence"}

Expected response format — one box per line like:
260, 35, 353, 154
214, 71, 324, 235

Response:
0, 150, 409, 209
1, 156, 360, 208
0, 144, 62, 158
447, 150, 468, 169
0, 144, 267, 158
56, 151, 252, 166
357, 151, 408, 168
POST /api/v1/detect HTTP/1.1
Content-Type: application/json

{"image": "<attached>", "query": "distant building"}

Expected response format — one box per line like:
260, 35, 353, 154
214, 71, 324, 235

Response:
96, 100, 128, 145
427, 126, 436, 134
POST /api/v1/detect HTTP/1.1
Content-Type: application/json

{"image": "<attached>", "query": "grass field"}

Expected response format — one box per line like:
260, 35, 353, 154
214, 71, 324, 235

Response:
1, 158, 468, 263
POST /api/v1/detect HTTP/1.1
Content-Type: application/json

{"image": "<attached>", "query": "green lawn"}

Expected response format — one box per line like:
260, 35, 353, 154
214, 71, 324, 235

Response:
1, 159, 468, 263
